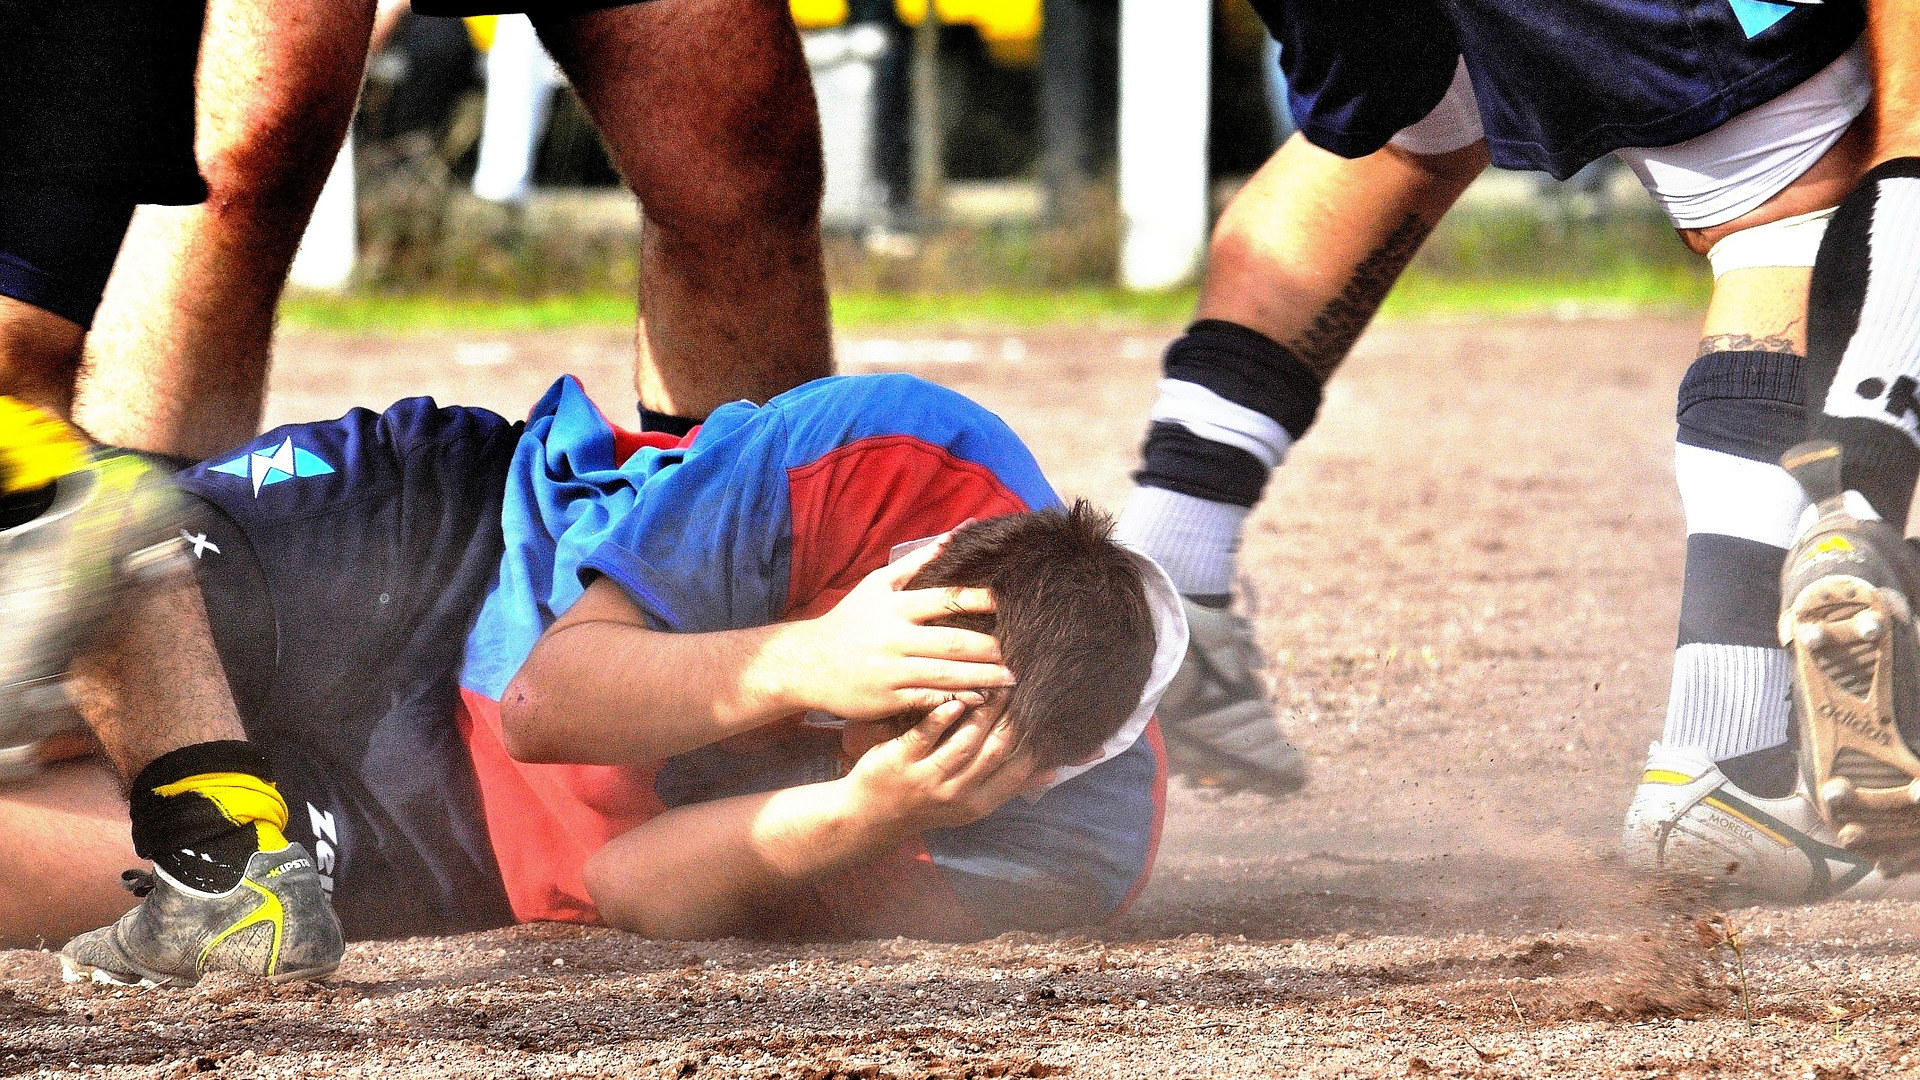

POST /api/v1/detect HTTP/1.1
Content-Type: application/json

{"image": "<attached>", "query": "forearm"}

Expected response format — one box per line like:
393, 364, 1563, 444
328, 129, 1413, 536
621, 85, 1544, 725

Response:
583, 779, 907, 939
1197, 134, 1487, 381
502, 613, 816, 764
505, 567, 1008, 766
1870, 0, 1920, 161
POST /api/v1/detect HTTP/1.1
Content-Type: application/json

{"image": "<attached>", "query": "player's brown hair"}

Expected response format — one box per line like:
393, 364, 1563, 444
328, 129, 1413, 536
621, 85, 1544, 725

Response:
906, 500, 1157, 771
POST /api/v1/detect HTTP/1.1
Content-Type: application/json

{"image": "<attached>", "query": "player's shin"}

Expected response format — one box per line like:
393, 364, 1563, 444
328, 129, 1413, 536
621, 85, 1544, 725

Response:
1658, 349, 1809, 793
1116, 320, 1314, 794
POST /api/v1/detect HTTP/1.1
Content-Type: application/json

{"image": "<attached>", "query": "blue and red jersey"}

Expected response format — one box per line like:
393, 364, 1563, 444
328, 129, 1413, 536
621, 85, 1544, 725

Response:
456, 374, 1165, 938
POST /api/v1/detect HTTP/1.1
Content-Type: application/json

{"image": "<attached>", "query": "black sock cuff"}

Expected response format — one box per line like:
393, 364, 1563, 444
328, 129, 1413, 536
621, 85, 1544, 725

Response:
1677, 350, 1806, 417
1860, 156, 1920, 186
638, 407, 700, 437
128, 742, 274, 864
1810, 414, 1920, 527
131, 740, 274, 796
1173, 319, 1324, 439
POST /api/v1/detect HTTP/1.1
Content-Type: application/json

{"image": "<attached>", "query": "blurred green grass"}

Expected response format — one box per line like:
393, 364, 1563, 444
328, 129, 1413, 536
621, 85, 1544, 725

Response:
280, 202, 1710, 333
280, 265, 1709, 333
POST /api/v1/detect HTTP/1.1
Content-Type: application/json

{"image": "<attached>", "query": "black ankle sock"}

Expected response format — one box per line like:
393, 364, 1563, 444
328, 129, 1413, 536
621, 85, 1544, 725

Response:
0, 480, 56, 531
1716, 744, 1797, 800
128, 741, 276, 894
638, 406, 700, 437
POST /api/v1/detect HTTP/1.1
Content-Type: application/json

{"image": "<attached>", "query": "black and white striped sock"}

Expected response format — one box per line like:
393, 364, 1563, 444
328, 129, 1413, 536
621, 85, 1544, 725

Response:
1663, 351, 1809, 795
1116, 320, 1323, 603
1806, 157, 1920, 528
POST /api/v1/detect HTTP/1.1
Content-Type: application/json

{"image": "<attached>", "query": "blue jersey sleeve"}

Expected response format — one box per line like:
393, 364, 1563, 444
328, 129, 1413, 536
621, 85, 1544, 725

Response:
579, 373, 1059, 631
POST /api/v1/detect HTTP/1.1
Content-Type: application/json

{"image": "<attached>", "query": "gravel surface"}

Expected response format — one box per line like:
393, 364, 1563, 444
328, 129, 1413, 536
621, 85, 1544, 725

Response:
9, 317, 1919, 1078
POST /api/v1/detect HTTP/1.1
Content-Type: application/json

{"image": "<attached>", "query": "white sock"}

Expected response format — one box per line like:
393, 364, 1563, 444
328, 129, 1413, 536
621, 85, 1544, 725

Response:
1661, 643, 1793, 761
1114, 486, 1249, 600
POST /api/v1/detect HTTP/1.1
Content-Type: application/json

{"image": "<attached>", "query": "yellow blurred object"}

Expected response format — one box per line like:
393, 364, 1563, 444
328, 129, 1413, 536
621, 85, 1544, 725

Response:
465, 14, 497, 52
0, 397, 87, 496
903, 0, 1042, 66
793, 0, 850, 29
872, 0, 1042, 67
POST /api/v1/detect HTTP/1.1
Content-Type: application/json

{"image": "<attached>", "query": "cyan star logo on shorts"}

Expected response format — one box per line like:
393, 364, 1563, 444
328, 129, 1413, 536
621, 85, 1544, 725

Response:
1727, 0, 1819, 38
209, 436, 336, 496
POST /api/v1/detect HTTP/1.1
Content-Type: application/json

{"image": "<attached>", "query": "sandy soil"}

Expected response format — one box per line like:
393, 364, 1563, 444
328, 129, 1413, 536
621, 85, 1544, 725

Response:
9, 316, 1920, 1078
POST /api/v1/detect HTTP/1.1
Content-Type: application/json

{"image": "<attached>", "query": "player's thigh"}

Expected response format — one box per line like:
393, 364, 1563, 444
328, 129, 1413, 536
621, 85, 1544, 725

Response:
193, 0, 377, 188
533, 0, 821, 226
1693, 120, 1875, 348
1701, 266, 1815, 352
0, 759, 136, 948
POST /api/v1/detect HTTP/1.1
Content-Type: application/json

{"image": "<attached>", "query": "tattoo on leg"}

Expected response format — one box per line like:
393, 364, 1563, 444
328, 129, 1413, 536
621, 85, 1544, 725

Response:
1287, 214, 1433, 381
1698, 325, 1803, 357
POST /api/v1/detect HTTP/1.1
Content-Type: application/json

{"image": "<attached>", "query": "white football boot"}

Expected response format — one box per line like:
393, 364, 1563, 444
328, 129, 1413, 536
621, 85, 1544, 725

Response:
1623, 743, 1920, 903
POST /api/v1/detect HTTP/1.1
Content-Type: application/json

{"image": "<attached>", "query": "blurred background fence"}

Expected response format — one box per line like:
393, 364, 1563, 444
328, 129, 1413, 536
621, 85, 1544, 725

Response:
287, 0, 1705, 315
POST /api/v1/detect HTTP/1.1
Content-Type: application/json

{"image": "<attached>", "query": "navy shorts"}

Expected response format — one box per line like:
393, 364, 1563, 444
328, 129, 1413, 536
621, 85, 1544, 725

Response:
176, 398, 523, 940
0, 0, 204, 326
0, 1, 206, 204
1250, 0, 1863, 179
0, 188, 137, 327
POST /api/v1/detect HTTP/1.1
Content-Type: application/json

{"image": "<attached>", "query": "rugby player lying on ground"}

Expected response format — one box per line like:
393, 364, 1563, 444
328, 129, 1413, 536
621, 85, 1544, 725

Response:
0, 372, 1180, 985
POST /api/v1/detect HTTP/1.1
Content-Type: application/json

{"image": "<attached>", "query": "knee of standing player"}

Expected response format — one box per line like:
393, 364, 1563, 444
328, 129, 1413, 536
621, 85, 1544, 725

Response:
196, 84, 361, 225
635, 73, 823, 243
642, 145, 823, 244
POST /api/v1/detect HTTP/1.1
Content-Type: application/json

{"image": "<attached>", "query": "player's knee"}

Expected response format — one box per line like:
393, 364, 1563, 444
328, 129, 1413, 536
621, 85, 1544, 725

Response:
196, 89, 358, 228
636, 74, 822, 240
644, 136, 823, 243
197, 141, 339, 230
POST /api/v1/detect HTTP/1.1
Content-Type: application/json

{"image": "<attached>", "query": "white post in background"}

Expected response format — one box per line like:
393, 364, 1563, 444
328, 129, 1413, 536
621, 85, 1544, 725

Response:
473, 14, 560, 204
288, 140, 357, 290
1117, 0, 1210, 290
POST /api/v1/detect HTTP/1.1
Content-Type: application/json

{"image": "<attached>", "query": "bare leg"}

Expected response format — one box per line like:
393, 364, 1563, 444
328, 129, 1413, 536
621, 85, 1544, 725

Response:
74, 0, 377, 460
536, 0, 833, 418
0, 569, 245, 948
0, 297, 84, 419
1196, 134, 1488, 377
70, 569, 246, 783
0, 760, 135, 948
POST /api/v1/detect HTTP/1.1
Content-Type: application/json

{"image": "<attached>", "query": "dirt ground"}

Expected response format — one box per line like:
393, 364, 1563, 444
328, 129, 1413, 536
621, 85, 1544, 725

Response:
10, 315, 1920, 1078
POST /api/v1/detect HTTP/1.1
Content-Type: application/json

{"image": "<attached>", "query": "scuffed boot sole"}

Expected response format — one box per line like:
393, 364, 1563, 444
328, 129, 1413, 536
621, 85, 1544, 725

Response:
58, 953, 339, 988
1783, 573, 1920, 872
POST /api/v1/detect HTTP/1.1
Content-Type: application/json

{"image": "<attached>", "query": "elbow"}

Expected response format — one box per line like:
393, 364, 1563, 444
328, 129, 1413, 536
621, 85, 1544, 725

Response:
499, 667, 558, 763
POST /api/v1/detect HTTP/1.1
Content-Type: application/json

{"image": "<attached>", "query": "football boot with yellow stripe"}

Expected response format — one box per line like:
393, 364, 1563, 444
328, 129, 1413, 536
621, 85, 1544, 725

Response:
61, 754, 343, 987
60, 844, 344, 987
0, 397, 185, 780
1622, 743, 1920, 903
1779, 440, 1920, 875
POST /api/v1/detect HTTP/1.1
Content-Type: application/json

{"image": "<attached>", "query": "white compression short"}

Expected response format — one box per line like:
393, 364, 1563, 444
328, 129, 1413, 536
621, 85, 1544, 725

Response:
1384, 42, 1869, 232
